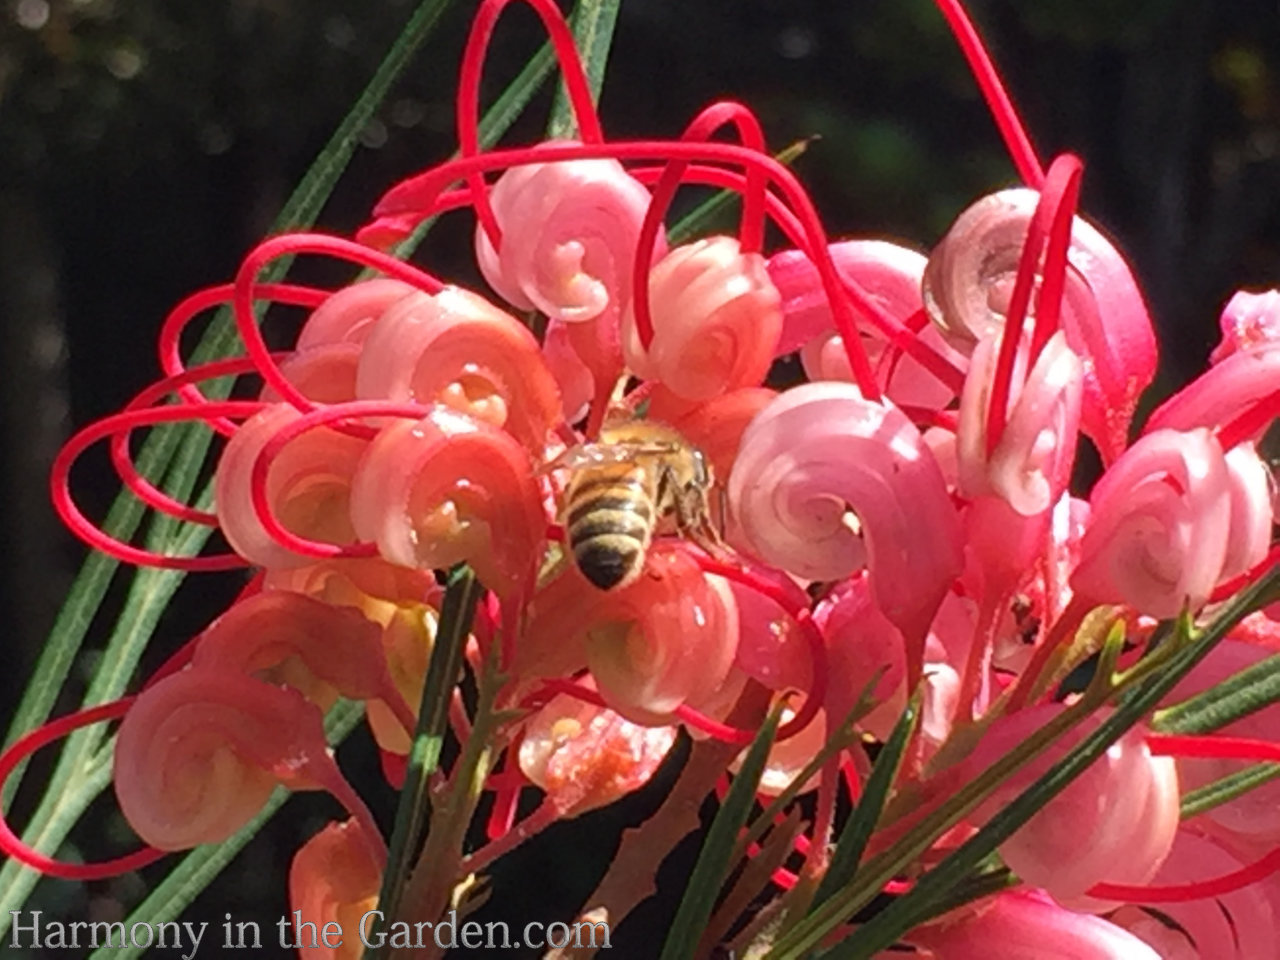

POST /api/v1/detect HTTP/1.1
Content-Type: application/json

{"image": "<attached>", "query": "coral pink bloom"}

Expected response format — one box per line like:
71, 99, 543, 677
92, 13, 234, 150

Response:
355, 286, 563, 453
922, 188, 1156, 463
1220, 443, 1274, 581
215, 404, 367, 569
728, 381, 963, 678
769, 239, 967, 409
958, 330, 1082, 517
114, 669, 357, 851
1209, 288, 1280, 364
522, 548, 739, 726
289, 818, 382, 960
1145, 343, 1280, 442
1070, 428, 1232, 619
347, 406, 544, 602
265, 559, 445, 755
905, 890, 1160, 959
518, 677, 678, 816
191, 591, 413, 735
621, 236, 782, 402
475, 151, 660, 324
262, 344, 363, 405
964, 706, 1179, 902
295, 278, 418, 349
1109, 829, 1280, 959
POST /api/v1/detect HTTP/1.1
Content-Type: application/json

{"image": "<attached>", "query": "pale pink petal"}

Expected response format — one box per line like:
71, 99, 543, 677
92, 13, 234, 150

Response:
1071, 428, 1232, 619
215, 404, 366, 569
1210, 289, 1280, 364
768, 239, 926, 356
1221, 443, 1274, 581
965, 706, 1178, 902
542, 317, 596, 424
475, 150, 662, 323
622, 236, 782, 401
347, 408, 545, 600
355, 286, 563, 453
1145, 343, 1280, 440
728, 382, 963, 663
958, 331, 1082, 517
1167, 639, 1280, 840
296, 278, 419, 349
923, 188, 1157, 462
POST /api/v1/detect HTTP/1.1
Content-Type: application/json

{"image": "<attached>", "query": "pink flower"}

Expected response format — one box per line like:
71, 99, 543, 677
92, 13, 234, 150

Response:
621, 236, 782, 401
1210, 289, 1280, 363
289, 819, 382, 960
728, 381, 963, 679
923, 187, 1157, 463
1070, 428, 1233, 618
347, 405, 545, 602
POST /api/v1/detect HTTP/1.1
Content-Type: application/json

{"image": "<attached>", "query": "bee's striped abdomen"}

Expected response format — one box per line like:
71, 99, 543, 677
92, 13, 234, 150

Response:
565, 472, 655, 590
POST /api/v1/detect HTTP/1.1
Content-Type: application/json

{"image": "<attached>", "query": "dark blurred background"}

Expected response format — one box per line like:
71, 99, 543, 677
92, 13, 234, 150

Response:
2, 0, 1279, 956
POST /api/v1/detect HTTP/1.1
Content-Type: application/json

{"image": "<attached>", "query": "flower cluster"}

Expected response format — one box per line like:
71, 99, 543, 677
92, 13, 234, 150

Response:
3, 0, 1279, 957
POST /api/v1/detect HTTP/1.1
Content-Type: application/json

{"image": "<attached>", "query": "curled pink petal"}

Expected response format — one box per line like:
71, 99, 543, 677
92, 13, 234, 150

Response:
923, 188, 1156, 462
192, 591, 410, 728
622, 236, 782, 401
475, 150, 661, 323
289, 819, 382, 960
584, 552, 739, 723
215, 404, 366, 569
965, 706, 1179, 902
1210, 288, 1280, 364
1221, 443, 1273, 581
768, 239, 926, 356
801, 322, 968, 412
296, 278, 419, 349
518, 677, 678, 817
114, 669, 338, 851
542, 318, 596, 424
906, 890, 1160, 959
355, 286, 563, 452
728, 382, 963, 673
1071, 428, 1232, 618
347, 407, 544, 600
522, 548, 740, 725
261, 343, 362, 405
958, 330, 1083, 517
1146, 343, 1280, 440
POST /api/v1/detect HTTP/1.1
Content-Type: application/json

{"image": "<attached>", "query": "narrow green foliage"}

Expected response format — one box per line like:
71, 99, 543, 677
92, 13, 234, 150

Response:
668, 138, 814, 245
659, 705, 785, 960
1181, 762, 1280, 820
372, 566, 482, 953
813, 694, 920, 909
810, 569, 1280, 960
548, 0, 622, 139
1152, 652, 1280, 735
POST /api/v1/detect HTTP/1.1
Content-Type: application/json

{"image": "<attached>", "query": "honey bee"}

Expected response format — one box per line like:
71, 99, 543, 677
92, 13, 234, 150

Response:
553, 419, 720, 591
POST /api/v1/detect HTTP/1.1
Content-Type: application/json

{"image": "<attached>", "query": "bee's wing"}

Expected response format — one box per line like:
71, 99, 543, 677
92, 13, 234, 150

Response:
539, 441, 681, 474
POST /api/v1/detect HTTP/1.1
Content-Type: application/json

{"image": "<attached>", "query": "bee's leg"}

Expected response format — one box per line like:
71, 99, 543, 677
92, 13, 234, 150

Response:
673, 477, 730, 559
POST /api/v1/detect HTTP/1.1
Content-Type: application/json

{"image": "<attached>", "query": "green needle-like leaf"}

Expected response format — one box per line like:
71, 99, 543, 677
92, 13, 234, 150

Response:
814, 694, 920, 909
1181, 762, 1280, 820
660, 704, 784, 960
370, 566, 482, 959
1152, 652, 1280, 735
548, 0, 621, 140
